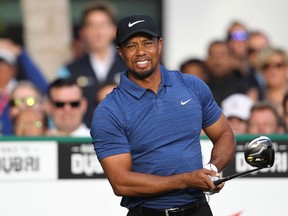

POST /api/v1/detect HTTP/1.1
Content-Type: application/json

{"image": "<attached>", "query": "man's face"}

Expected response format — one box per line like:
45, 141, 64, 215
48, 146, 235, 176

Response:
228, 117, 248, 134
227, 25, 248, 59
116, 34, 163, 80
248, 109, 279, 134
48, 85, 87, 134
182, 64, 207, 82
81, 11, 116, 52
207, 43, 232, 77
9, 86, 43, 119
262, 53, 287, 88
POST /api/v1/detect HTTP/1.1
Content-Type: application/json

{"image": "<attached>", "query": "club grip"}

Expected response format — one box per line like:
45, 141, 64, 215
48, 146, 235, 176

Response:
213, 178, 224, 186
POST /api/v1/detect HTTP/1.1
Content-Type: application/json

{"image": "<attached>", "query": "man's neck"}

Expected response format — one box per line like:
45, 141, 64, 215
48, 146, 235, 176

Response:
129, 64, 161, 93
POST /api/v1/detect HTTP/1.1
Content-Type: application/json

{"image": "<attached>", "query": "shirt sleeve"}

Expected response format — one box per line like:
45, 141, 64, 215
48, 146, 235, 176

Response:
185, 76, 222, 128
199, 82, 222, 128
90, 98, 131, 161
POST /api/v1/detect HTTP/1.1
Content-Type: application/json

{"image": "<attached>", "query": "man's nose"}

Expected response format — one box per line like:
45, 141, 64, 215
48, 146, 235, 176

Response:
135, 44, 147, 56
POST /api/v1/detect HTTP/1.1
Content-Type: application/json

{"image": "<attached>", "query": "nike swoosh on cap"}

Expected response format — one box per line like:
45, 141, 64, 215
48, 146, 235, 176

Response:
128, 20, 145, 27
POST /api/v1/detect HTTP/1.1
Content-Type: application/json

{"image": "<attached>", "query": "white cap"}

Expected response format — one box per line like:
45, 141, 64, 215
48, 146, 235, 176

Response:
221, 94, 254, 121
0, 48, 16, 65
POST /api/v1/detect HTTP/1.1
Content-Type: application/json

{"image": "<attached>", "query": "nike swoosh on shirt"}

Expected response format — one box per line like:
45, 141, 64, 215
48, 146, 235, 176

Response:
128, 20, 145, 27
181, 98, 192, 105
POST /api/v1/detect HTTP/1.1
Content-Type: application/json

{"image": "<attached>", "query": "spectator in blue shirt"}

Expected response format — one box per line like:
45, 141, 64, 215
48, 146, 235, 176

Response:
0, 39, 47, 135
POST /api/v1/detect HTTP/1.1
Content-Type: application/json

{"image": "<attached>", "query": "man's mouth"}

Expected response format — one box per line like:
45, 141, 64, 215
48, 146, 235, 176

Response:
136, 60, 149, 68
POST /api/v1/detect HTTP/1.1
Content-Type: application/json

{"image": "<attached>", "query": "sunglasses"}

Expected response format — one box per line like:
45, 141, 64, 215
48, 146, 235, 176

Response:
263, 62, 285, 70
10, 97, 39, 107
228, 30, 248, 41
52, 100, 81, 108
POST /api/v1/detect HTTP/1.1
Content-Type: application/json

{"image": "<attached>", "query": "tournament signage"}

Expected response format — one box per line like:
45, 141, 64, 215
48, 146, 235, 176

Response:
1, 137, 287, 180
223, 140, 288, 178
1, 137, 287, 216
58, 142, 105, 179
0, 141, 58, 180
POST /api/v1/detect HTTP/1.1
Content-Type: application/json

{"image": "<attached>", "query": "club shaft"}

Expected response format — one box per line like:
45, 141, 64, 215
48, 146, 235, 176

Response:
213, 167, 262, 186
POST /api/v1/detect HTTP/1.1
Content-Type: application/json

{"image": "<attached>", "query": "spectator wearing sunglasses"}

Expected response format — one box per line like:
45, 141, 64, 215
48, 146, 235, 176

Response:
259, 47, 288, 116
9, 81, 44, 119
5, 81, 45, 135
226, 21, 249, 63
226, 21, 260, 102
46, 78, 90, 137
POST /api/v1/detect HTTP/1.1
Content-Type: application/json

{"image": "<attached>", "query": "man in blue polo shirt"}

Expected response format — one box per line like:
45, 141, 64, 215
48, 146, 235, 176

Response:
90, 15, 236, 216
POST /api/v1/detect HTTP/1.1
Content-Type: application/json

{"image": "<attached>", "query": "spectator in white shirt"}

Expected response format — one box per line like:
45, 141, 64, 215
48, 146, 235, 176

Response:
46, 78, 90, 137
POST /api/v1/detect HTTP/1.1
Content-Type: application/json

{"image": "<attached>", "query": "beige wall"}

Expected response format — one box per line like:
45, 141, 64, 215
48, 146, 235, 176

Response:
21, 0, 72, 81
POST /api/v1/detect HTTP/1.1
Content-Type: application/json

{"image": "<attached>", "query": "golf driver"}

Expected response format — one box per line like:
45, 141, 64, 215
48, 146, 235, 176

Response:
212, 136, 275, 186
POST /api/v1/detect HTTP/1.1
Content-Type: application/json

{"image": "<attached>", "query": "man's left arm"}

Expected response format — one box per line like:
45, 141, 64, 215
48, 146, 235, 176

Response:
203, 113, 236, 172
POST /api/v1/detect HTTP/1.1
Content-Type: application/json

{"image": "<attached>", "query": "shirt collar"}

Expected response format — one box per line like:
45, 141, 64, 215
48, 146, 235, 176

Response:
119, 64, 173, 99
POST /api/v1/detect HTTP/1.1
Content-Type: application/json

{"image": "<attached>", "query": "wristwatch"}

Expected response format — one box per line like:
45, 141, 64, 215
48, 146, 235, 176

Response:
204, 163, 218, 173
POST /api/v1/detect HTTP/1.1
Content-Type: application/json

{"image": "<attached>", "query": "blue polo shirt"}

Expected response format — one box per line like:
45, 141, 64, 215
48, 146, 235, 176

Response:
91, 65, 222, 209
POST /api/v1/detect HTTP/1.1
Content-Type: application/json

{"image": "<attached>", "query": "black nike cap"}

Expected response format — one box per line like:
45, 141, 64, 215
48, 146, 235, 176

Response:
116, 15, 160, 45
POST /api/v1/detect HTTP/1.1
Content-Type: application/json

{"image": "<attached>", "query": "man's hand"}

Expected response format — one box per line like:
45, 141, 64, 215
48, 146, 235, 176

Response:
202, 164, 224, 195
184, 168, 224, 194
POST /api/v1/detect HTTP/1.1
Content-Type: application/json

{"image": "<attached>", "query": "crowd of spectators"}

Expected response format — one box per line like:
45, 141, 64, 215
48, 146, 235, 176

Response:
0, 1, 288, 137
0, 1, 122, 137
180, 20, 288, 135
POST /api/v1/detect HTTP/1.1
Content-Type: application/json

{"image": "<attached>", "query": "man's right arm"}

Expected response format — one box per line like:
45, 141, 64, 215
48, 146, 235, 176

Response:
99, 152, 222, 197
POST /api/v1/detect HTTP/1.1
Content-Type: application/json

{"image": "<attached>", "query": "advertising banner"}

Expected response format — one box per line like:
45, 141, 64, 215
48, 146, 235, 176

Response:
0, 141, 58, 180
58, 142, 105, 179
0, 136, 287, 216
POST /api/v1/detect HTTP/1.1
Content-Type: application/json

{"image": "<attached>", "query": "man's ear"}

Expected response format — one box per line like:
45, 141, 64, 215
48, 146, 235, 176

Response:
116, 46, 123, 59
158, 38, 163, 55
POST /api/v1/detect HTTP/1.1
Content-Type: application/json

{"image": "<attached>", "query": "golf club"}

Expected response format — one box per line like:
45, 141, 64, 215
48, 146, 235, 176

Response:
212, 136, 275, 186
